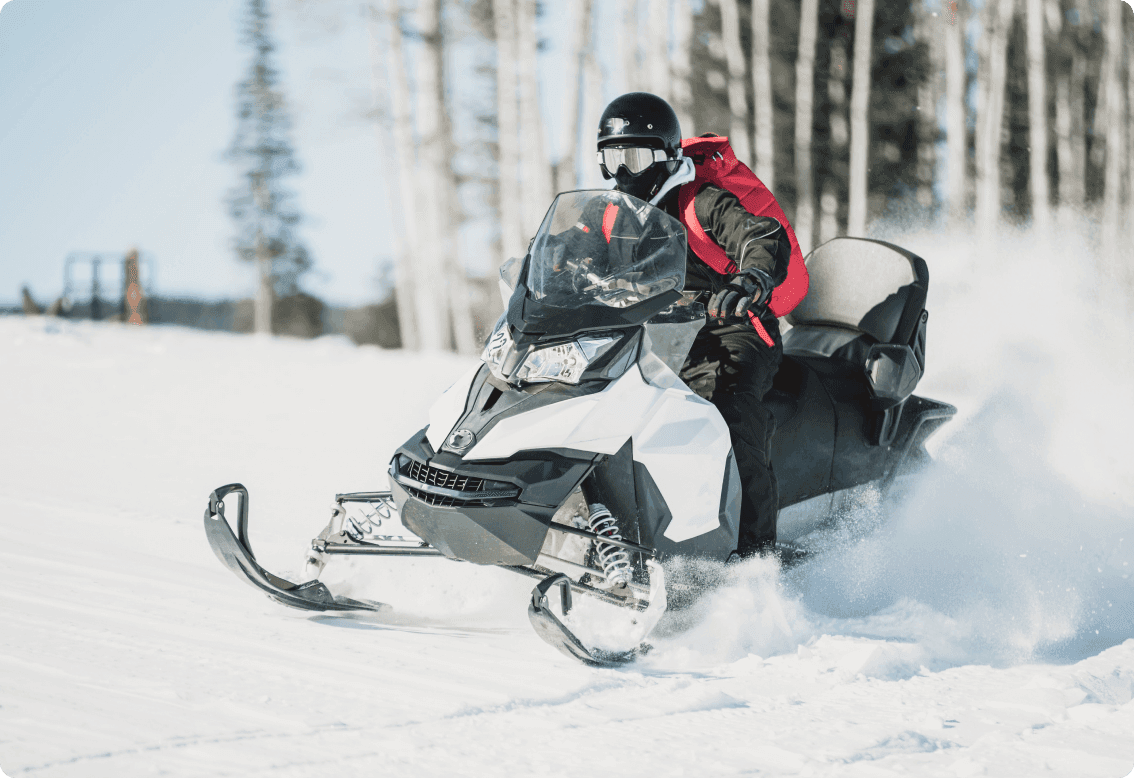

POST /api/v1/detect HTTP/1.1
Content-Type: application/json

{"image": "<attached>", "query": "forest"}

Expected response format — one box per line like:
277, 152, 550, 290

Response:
233, 0, 1134, 350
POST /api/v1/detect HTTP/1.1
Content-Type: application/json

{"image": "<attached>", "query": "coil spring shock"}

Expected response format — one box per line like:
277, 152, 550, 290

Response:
587, 503, 632, 587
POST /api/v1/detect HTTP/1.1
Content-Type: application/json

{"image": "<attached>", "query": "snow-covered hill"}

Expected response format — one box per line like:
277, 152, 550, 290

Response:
2, 228, 1132, 776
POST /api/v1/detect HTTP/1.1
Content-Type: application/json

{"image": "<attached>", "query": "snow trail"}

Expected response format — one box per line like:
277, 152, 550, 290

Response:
1, 224, 1133, 775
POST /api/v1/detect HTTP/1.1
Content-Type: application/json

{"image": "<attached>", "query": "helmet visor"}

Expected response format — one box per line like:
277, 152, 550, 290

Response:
600, 146, 667, 175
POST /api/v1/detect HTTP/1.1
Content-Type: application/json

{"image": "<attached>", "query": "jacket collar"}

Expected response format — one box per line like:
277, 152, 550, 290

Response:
648, 156, 696, 206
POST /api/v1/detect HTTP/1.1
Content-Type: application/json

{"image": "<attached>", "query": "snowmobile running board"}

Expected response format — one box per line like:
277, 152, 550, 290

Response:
204, 485, 662, 665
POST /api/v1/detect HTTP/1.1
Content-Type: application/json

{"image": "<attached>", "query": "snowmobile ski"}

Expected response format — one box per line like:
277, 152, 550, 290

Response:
204, 484, 385, 612
526, 559, 668, 667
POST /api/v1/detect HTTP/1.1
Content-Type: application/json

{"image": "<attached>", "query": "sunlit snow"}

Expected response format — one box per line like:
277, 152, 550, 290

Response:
1, 224, 1132, 776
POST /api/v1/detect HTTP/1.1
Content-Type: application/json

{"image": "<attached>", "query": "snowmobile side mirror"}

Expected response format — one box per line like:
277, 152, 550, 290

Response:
864, 343, 921, 408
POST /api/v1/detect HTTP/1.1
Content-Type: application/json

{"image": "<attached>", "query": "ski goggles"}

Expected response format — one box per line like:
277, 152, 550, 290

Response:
598, 146, 671, 175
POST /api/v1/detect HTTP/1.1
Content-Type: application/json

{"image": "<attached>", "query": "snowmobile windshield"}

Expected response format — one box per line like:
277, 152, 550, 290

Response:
524, 190, 686, 310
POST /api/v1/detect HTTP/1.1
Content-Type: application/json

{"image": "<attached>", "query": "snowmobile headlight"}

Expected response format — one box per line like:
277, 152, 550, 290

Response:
513, 335, 617, 385
480, 315, 515, 380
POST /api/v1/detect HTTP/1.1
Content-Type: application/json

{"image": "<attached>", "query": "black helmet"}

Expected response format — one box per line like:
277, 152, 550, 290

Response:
597, 92, 682, 202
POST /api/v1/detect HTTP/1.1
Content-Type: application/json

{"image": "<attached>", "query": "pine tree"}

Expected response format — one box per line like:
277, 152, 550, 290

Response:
227, 0, 311, 335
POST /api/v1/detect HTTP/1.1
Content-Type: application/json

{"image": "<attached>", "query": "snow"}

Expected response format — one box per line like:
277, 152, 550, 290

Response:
2, 228, 1133, 776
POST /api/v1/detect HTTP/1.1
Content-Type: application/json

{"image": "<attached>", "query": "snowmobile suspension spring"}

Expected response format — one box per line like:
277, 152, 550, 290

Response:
587, 504, 632, 587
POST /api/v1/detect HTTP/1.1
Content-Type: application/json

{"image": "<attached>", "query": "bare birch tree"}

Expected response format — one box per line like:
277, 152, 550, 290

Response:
945, 0, 967, 225
1025, 0, 1052, 232
555, 0, 594, 194
847, 0, 877, 237
436, 6, 477, 354
1099, 0, 1124, 260
751, 0, 775, 186
672, 0, 695, 136
719, 0, 752, 165
518, 0, 553, 237
1053, 0, 1087, 213
915, 2, 942, 212
367, 2, 418, 350
494, 0, 524, 265
582, 42, 605, 189
414, 0, 455, 350
794, 0, 820, 253
645, 0, 671, 100
622, 0, 641, 93
974, 0, 1014, 241
1127, 17, 1134, 273
821, 39, 849, 243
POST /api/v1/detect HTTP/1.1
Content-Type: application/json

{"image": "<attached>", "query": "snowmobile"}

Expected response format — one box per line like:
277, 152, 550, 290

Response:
203, 189, 955, 666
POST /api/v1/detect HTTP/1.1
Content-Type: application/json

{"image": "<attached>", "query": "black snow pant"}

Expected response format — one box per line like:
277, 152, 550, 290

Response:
679, 317, 783, 555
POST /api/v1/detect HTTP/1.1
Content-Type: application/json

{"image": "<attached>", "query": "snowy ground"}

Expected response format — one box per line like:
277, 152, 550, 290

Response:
2, 229, 1133, 776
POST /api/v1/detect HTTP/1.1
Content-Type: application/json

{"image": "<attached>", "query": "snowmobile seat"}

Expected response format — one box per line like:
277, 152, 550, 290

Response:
780, 238, 930, 445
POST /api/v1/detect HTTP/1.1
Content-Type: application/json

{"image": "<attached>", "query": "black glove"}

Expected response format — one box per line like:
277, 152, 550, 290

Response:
707, 268, 775, 322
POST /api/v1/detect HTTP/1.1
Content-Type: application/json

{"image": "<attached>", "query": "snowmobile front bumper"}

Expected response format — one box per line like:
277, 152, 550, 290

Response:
203, 484, 386, 612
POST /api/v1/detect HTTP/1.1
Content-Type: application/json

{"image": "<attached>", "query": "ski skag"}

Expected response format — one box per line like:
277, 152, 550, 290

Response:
201, 190, 954, 665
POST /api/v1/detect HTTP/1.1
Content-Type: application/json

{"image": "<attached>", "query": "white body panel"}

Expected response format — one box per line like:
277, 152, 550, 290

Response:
437, 355, 732, 544
424, 363, 483, 453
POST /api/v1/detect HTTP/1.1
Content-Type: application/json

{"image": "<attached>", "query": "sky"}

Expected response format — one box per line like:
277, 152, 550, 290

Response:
0, 0, 584, 308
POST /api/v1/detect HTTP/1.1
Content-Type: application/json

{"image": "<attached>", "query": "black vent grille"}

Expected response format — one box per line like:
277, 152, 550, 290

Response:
407, 487, 461, 508
397, 458, 518, 508
406, 460, 486, 494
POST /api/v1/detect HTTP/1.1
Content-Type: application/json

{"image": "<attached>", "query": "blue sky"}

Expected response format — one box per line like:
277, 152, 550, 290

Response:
0, 0, 594, 307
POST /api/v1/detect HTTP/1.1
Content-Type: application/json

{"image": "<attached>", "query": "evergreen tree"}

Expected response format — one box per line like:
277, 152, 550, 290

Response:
227, 0, 311, 334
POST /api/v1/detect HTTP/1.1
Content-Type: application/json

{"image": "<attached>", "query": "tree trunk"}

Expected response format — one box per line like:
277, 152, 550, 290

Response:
367, 2, 418, 350
436, 7, 477, 355
414, 0, 452, 351
751, 0, 774, 186
672, 0, 695, 136
582, 46, 605, 188
518, 0, 552, 238
718, 0, 751, 165
645, 0, 670, 100
255, 242, 273, 335
821, 39, 849, 243
494, 0, 524, 265
1067, 40, 1087, 207
1127, 18, 1134, 288
1099, 0, 1124, 261
974, 0, 1014, 241
1054, 61, 1074, 210
915, 1, 941, 213
847, 0, 876, 237
793, 0, 820, 254
555, 0, 593, 195
945, 0, 967, 225
622, 0, 641, 93
252, 169, 273, 334
1025, 0, 1051, 232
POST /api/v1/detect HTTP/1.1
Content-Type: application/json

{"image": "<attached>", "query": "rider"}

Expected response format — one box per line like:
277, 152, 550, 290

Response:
595, 92, 793, 558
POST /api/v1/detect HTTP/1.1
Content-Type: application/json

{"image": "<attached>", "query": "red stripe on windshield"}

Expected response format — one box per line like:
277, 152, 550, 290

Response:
602, 203, 619, 243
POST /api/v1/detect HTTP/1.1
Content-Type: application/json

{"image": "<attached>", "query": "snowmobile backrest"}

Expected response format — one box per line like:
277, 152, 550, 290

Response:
783, 238, 929, 421
785, 238, 928, 347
